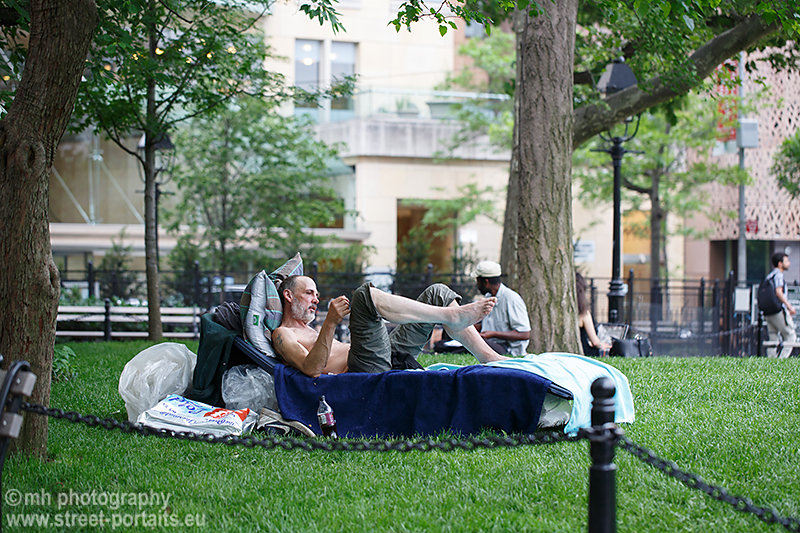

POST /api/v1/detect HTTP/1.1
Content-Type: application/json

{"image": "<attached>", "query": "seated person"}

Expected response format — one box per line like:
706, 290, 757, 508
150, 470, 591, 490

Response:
576, 272, 611, 357
473, 261, 531, 355
271, 275, 506, 377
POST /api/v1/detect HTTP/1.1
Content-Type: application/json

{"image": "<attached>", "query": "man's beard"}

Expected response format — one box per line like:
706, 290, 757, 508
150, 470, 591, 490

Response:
291, 299, 315, 324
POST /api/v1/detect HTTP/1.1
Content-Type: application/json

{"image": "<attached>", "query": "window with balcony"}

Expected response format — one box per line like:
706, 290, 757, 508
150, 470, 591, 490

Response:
294, 39, 356, 123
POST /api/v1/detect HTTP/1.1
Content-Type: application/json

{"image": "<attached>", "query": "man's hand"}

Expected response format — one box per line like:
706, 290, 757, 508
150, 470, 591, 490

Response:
326, 296, 351, 324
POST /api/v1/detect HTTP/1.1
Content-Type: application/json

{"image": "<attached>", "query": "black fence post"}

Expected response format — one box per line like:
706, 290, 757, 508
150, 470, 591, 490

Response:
649, 276, 660, 336
626, 269, 634, 326
588, 377, 617, 533
311, 261, 319, 284
104, 298, 112, 341
724, 271, 734, 355
425, 263, 433, 286
87, 260, 95, 299
757, 311, 764, 357
193, 261, 200, 308
698, 278, 706, 337
590, 278, 597, 322
712, 280, 720, 354
0, 355, 37, 530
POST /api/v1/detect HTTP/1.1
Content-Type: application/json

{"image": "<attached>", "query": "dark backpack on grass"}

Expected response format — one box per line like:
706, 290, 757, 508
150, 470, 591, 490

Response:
757, 272, 783, 316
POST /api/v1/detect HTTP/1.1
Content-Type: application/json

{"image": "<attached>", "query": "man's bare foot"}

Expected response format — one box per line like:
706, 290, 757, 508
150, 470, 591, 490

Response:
445, 297, 497, 330
480, 352, 509, 363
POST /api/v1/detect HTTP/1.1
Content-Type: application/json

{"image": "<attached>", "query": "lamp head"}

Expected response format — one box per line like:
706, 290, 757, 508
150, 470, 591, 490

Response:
597, 57, 638, 96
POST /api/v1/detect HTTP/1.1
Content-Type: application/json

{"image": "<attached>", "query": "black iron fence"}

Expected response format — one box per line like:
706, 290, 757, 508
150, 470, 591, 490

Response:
59, 262, 779, 356
58, 261, 477, 311
586, 270, 762, 357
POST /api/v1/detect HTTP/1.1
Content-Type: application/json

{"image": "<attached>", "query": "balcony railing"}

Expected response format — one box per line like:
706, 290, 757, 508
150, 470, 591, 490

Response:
298, 87, 510, 123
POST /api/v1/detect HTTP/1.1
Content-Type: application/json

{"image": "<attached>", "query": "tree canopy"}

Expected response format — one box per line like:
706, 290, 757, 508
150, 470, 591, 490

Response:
772, 127, 800, 198
165, 97, 346, 277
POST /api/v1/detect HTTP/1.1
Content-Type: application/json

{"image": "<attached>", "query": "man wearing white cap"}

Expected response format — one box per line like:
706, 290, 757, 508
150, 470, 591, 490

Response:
474, 260, 531, 355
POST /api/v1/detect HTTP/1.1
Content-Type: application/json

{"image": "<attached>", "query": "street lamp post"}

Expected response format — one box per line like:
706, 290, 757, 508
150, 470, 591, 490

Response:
595, 58, 640, 323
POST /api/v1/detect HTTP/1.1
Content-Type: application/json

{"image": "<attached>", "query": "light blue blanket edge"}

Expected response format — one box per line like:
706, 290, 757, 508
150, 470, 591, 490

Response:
427, 352, 635, 435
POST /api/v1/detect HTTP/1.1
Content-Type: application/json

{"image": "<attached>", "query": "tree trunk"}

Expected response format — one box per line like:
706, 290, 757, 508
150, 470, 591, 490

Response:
0, 0, 97, 457
649, 176, 664, 326
501, 2, 581, 354
650, 176, 663, 280
144, 0, 163, 340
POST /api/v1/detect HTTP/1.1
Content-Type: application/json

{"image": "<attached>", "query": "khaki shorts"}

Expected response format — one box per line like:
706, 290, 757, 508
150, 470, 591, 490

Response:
347, 283, 461, 373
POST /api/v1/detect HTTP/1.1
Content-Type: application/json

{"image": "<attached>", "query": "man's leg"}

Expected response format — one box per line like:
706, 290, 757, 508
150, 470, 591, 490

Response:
765, 312, 783, 358
443, 306, 508, 363
778, 310, 797, 359
388, 284, 507, 364
347, 283, 393, 373
388, 284, 461, 359
369, 285, 495, 331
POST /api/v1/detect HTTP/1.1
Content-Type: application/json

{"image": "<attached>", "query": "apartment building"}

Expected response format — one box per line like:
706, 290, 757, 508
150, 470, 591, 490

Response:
685, 53, 800, 285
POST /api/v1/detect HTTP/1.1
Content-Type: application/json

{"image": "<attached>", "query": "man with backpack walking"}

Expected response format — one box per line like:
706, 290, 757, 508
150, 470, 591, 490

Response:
760, 252, 797, 358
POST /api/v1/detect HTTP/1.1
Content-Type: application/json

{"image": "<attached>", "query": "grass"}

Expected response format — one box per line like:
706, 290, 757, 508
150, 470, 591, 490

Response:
4, 342, 800, 532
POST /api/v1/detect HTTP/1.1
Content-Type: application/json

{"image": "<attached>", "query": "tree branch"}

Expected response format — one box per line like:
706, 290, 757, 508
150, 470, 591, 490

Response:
623, 177, 649, 195
573, 14, 780, 147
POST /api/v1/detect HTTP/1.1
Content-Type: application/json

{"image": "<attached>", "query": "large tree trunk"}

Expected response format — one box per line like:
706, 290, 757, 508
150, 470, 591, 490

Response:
501, 2, 581, 354
0, 0, 97, 457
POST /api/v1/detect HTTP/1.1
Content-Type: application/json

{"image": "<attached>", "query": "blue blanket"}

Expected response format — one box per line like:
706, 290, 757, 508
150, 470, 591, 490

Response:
430, 353, 635, 435
274, 364, 552, 438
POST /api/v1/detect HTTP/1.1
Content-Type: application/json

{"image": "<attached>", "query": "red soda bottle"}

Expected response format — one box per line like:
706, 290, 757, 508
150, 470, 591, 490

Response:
317, 395, 339, 439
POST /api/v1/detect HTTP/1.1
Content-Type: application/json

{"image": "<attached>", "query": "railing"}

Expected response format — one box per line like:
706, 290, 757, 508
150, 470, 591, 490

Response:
58, 263, 781, 356
56, 301, 201, 341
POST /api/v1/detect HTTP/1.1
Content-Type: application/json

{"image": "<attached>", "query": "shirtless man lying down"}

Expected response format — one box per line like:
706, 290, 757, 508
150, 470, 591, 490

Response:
272, 276, 506, 377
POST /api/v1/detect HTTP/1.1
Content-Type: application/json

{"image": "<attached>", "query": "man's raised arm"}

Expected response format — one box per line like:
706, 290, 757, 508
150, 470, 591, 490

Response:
272, 296, 350, 377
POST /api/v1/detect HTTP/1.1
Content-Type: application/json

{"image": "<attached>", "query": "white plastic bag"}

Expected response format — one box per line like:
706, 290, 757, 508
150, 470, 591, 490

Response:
221, 364, 278, 413
118, 342, 197, 422
137, 394, 256, 437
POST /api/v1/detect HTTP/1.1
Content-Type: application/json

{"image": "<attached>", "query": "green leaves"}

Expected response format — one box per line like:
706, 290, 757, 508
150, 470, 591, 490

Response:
771, 127, 800, 198
73, 0, 281, 139
299, 0, 345, 34
389, 1, 511, 35
166, 97, 346, 270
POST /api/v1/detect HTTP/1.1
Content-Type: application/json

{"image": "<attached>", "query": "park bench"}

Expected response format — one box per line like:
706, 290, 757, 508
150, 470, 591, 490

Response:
57, 302, 201, 340
760, 339, 800, 356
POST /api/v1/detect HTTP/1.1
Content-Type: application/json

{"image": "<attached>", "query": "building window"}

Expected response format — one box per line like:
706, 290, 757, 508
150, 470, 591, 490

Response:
294, 39, 356, 122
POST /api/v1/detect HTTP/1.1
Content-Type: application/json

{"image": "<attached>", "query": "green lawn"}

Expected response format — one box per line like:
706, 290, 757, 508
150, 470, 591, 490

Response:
4, 342, 799, 532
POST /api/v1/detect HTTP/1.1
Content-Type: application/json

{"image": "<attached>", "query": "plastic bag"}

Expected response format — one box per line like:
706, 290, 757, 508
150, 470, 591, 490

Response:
137, 394, 256, 437
222, 364, 278, 413
118, 342, 197, 422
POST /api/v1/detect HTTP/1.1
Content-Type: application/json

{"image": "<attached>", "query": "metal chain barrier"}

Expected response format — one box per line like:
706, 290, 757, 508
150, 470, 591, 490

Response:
19, 402, 582, 452
6, 376, 799, 532
619, 435, 800, 532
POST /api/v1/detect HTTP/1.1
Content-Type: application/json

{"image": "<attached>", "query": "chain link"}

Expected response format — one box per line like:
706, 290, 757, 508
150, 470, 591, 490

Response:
619, 436, 800, 532
19, 401, 581, 452
19, 401, 800, 531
